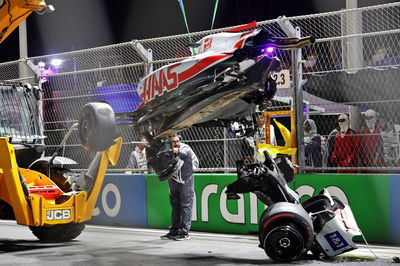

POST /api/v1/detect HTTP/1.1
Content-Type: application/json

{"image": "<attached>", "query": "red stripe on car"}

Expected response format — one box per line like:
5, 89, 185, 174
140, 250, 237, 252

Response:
231, 31, 254, 52
178, 54, 231, 83
263, 214, 295, 228
227, 21, 257, 32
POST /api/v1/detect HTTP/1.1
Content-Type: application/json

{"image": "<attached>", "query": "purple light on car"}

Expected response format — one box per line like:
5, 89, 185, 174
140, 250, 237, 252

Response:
266, 46, 274, 54
40, 67, 58, 82
261, 46, 275, 55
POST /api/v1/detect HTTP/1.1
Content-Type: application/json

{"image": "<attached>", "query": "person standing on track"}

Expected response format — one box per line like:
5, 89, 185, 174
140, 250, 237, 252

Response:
161, 134, 199, 241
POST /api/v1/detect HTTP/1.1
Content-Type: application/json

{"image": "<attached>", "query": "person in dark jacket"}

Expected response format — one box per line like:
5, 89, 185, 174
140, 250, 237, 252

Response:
160, 134, 199, 241
304, 119, 322, 168
327, 127, 339, 168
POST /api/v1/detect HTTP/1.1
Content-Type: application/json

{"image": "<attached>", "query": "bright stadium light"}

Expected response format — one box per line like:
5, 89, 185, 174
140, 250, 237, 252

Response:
51, 58, 62, 68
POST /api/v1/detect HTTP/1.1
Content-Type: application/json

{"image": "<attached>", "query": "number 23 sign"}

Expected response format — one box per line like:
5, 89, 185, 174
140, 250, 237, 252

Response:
271, 69, 290, 89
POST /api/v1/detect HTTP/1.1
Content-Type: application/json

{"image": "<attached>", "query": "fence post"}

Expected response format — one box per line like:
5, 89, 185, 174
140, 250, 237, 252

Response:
277, 17, 305, 173
19, 21, 39, 84
18, 21, 30, 79
223, 127, 228, 173
342, 0, 363, 131
131, 40, 153, 76
292, 27, 305, 173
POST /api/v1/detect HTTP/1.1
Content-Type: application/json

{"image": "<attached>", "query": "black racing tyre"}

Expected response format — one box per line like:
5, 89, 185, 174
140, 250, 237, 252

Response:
29, 223, 85, 242
259, 202, 314, 261
78, 102, 116, 152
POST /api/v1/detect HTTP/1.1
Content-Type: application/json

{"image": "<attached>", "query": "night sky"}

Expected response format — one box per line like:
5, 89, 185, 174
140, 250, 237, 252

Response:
0, 0, 397, 63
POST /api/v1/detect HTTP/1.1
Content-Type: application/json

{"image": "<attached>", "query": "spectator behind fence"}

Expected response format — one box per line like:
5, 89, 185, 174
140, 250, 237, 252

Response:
359, 109, 385, 169
303, 119, 322, 168
379, 116, 400, 167
256, 112, 266, 142
331, 114, 359, 173
255, 112, 277, 145
321, 136, 328, 168
160, 134, 199, 241
126, 136, 149, 174
327, 126, 339, 168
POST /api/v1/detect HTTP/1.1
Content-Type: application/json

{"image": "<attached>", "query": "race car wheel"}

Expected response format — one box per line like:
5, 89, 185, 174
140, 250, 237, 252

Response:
264, 222, 305, 261
259, 202, 314, 261
78, 102, 116, 152
29, 223, 85, 242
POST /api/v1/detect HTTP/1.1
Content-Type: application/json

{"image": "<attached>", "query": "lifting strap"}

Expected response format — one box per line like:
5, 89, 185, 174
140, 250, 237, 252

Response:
211, 0, 220, 30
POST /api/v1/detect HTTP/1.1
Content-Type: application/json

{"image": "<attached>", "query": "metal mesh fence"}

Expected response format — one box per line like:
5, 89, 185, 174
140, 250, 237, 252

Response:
296, 4, 400, 173
0, 2, 398, 173
0, 82, 41, 141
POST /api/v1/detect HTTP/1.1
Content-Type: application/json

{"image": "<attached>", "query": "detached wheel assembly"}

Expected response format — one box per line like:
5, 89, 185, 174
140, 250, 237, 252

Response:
78, 102, 116, 152
259, 202, 314, 261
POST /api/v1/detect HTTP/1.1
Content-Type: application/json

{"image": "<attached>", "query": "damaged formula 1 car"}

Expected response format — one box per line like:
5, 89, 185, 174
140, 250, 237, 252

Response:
127, 21, 361, 261
226, 144, 361, 261
129, 21, 314, 179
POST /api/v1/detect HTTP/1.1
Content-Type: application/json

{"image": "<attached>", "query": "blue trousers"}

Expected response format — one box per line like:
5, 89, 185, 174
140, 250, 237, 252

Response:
168, 176, 194, 234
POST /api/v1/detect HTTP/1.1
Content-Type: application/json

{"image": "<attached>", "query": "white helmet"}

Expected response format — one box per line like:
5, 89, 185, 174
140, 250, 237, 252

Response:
338, 114, 349, 133
364, 109, 377, 131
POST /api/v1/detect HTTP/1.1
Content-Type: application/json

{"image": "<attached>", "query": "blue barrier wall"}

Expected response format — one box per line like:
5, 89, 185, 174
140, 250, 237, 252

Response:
87, 173, 400, 244
88, 174, 147, 227
390, 175, 400, 243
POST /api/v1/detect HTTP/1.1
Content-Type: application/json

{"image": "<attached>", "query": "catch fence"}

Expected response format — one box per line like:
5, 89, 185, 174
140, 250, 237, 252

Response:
0, 2, 399, 173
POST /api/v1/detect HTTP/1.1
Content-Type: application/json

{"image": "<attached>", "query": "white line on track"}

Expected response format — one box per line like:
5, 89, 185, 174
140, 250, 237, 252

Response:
0, 220, 398, 255
85, 224, 258, 239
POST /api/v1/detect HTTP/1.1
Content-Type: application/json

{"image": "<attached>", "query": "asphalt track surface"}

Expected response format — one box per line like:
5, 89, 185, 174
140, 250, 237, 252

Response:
0, 221, 398, 265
